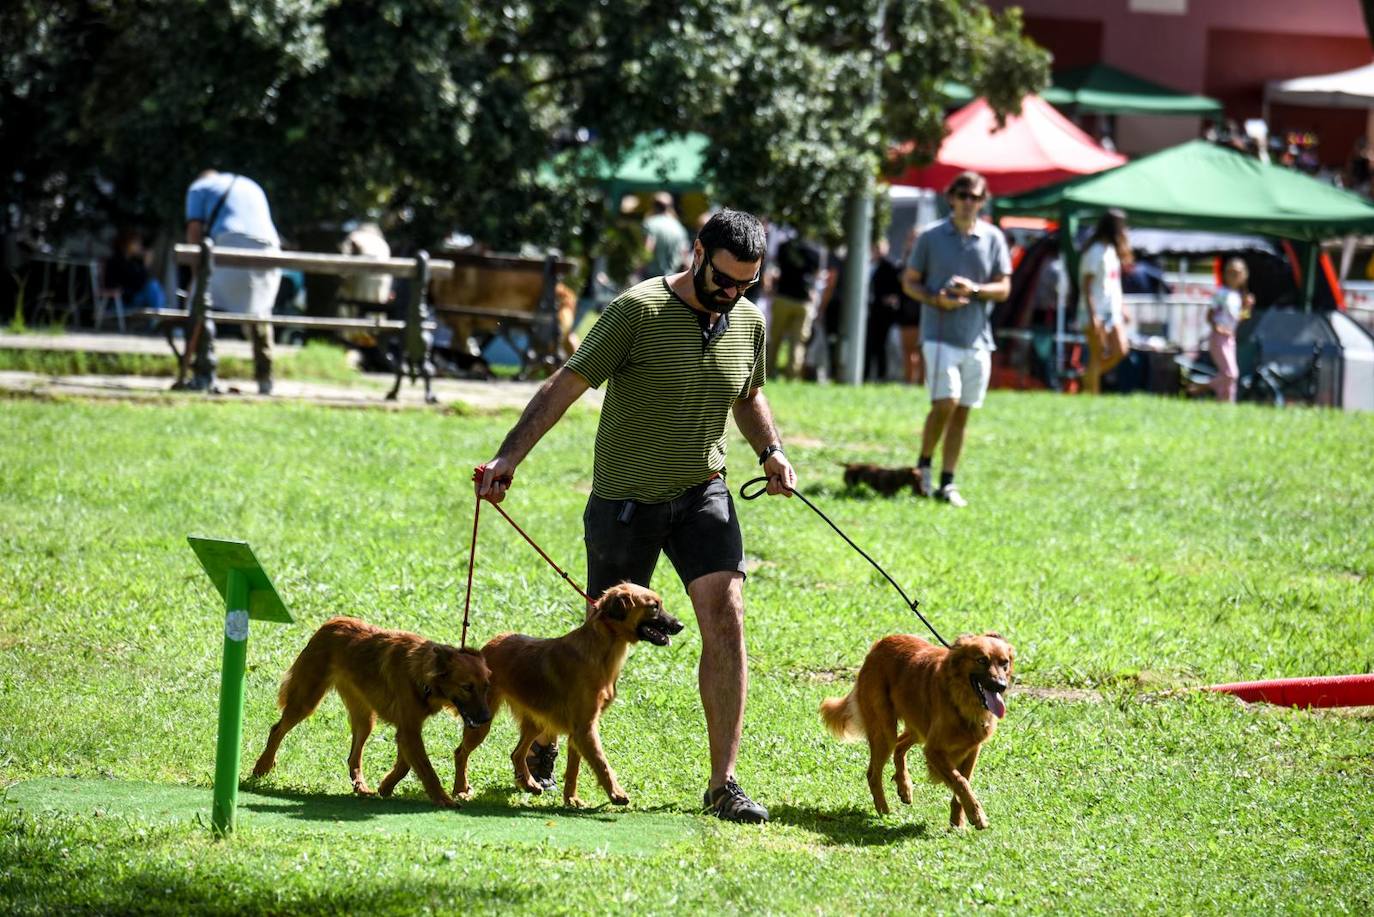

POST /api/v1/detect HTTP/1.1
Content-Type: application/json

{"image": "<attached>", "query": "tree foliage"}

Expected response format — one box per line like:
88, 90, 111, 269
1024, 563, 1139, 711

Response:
1, 0, 1047, 254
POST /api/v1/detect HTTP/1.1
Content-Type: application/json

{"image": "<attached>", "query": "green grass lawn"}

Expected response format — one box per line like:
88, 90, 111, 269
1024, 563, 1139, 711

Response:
1, 385, 1371, 914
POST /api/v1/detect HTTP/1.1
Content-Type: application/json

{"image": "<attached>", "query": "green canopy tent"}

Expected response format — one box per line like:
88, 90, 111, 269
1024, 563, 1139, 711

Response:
1042, 64, 1223, 117
548, 131, 709, 197
995, 140, 1374, 371
939, 80, 976, 106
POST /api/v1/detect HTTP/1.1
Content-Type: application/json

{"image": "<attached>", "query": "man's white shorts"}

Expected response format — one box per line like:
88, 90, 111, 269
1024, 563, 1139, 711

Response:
923, 340, 991, 407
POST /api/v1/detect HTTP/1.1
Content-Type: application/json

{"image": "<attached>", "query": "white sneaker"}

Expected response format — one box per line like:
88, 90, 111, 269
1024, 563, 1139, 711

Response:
936, 483, 968, 508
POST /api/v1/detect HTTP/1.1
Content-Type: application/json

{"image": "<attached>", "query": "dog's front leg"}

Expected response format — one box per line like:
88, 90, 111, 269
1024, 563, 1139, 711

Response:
562, 743, 584, 807
926, 747, 985, 829
569, 724, 628, 805
396, 725, 456, 808
453, 721, 492, 800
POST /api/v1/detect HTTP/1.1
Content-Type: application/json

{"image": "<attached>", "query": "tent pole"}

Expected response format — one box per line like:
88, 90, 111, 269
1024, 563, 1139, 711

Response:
1302, 242, 1318, 313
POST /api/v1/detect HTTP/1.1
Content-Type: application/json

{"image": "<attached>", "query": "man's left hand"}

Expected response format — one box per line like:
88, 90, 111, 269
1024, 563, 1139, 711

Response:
764, 452, 797, 497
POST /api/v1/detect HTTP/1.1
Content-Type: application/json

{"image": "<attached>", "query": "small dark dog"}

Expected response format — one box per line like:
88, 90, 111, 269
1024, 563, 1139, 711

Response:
452, 583, 683, 807
252, 617, 492, 807
842, 462, 927, 497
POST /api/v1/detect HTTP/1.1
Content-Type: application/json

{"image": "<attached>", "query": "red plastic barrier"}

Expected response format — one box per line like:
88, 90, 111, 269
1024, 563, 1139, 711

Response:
1206, 674, 1374, 709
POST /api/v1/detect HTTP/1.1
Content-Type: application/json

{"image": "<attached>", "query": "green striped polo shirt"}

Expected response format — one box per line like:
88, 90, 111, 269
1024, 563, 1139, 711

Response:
564, 277, 766, 502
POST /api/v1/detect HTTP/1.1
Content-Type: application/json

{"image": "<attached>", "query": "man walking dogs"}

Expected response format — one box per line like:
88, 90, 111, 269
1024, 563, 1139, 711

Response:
901, 172, 1011, 508
476, 210, 795, 823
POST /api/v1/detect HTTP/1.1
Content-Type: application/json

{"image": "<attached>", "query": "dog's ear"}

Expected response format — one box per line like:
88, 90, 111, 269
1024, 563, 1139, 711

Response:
599, 589, 631, 621
429, 646, 451, 681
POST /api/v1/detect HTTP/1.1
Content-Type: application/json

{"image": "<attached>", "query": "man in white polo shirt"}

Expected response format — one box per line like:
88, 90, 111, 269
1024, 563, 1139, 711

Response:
901, 171, 1011, 508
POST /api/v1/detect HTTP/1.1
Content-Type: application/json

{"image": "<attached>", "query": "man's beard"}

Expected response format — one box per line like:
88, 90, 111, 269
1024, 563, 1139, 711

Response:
693, 260, 745, 314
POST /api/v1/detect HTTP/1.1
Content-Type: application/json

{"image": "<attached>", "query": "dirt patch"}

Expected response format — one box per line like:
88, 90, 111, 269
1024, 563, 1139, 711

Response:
1010, 685, 1103, 703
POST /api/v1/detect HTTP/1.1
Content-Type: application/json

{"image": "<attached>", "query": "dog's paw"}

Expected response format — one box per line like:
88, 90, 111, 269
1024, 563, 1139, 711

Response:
433, 794, 459, 809
894, 779, 913, 805
564, 795, 585, 808
609, 791, 629, 806
454, 785, 474, 801
517, 778, 544, 795
352, 785, 376, 797
971, 810, 989, 830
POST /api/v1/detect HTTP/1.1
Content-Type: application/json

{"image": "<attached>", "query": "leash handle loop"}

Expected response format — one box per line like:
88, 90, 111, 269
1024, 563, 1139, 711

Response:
738, 475, 950, 648
738, 476, 773, 501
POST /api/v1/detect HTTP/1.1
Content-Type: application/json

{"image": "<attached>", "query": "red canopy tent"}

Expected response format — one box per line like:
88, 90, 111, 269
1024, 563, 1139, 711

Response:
894, 95, 1126, 196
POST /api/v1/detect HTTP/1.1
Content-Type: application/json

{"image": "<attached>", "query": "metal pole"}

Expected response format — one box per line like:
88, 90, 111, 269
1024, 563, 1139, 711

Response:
840, 193, 873, 385
1056, 208, 1080, 388
211, 568, 249, 836
838, 0, 888, 386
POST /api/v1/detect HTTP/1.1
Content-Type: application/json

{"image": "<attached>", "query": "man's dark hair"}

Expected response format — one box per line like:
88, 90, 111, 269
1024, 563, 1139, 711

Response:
945, 171, 988, 198
697, 210, 765, 263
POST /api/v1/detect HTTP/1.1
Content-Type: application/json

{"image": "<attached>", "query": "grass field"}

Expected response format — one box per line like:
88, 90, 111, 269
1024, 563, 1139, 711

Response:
1, 384, 1371, 914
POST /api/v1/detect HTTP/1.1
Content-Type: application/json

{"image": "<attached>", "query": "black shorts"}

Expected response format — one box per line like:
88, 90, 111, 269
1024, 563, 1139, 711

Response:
583, 477, 746, 597
896, 296, 922, 328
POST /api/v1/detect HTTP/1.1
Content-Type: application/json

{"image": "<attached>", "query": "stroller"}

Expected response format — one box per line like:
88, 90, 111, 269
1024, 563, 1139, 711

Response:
1176, 339, 1322, 406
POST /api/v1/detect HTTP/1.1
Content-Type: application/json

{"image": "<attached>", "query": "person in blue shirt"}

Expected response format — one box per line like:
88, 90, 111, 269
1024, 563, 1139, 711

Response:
184, 170, 281, 394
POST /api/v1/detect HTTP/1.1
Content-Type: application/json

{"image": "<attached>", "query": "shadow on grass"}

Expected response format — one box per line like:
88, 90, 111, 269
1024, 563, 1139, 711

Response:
768, 802, 931, 846
240, 780, 681, 825
2, 849, 535, 914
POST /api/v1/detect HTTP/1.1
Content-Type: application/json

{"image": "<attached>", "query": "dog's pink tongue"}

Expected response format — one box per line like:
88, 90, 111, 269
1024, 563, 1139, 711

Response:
988, 690, 1006, 719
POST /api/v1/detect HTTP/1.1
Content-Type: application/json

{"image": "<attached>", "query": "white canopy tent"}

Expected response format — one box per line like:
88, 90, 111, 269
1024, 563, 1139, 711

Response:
1264, 62, 1374, 114
1264, 62, 1374, 281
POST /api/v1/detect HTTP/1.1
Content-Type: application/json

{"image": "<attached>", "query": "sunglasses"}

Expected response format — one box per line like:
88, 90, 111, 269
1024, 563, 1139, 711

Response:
706, 258, 760, 292
953, 190, 987, 202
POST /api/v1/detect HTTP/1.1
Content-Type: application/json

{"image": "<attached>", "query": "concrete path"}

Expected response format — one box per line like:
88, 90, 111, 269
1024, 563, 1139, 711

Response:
0, 331, 598, 412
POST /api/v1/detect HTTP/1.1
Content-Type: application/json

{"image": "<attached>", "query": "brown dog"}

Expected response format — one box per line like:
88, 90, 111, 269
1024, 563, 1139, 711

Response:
453, 583, 683, 807
251, 617, 492, 808
842, 462, 926, 497
820, 632, 1014, 828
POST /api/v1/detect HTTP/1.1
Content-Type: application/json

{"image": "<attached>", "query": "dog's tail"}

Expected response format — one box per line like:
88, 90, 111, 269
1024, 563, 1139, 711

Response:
275, 618, 350, 710
819, 690, 864, 741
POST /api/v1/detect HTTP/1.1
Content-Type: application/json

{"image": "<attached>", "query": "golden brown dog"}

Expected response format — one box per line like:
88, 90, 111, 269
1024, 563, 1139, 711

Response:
453, 583, 683, 807
820, 632, 1014, 828
251, 617, 492, 808
841, 462, 926, 497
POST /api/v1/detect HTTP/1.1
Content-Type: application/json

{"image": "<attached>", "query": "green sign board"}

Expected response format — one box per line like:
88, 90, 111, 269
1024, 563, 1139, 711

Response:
188, 536, 292, 836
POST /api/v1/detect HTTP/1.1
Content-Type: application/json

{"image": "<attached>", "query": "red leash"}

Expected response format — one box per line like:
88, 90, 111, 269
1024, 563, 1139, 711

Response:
462, 465, 591, 648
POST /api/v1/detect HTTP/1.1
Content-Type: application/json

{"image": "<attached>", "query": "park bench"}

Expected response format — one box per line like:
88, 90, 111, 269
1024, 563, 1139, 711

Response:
143, 241, 572, 402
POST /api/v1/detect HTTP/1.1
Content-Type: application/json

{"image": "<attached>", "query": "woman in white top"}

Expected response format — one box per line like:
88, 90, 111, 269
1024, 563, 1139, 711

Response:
1077, 209, 1132, 394
1208, 258, 1253, 402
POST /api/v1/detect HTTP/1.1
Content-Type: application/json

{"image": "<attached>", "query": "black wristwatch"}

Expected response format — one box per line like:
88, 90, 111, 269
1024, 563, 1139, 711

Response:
758, 443, 784, 465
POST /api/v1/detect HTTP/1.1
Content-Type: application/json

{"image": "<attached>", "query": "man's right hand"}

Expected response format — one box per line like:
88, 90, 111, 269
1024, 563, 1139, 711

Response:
475, 458, 516, 504
934, 290, 969, 309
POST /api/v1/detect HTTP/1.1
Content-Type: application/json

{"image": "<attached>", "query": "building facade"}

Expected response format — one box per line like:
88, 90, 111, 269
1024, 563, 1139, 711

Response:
989, 0, 1372, 165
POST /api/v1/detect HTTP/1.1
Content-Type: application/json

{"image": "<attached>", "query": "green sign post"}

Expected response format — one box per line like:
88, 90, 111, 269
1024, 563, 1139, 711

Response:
188, 536, 292, 836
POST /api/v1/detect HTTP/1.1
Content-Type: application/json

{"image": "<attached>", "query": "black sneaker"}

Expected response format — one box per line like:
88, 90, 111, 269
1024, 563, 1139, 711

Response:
526, 741, 558, 791
703, 778, 769, 824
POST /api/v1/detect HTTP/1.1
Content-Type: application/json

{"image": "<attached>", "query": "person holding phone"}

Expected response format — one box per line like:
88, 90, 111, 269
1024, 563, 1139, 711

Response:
900, 172, 1011, 508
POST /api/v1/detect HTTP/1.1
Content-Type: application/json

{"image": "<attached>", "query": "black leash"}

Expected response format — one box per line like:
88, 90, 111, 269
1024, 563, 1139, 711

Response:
739, 476, 951, 648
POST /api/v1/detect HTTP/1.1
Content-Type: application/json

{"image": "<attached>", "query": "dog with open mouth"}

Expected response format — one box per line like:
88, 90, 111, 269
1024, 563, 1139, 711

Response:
452, 582, 683, 807
820, 632, 1014, 828
251, 617, 492, 808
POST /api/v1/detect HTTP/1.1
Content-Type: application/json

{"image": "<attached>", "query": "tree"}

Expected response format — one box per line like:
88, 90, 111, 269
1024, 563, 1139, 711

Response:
1, 1, 1045, 263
